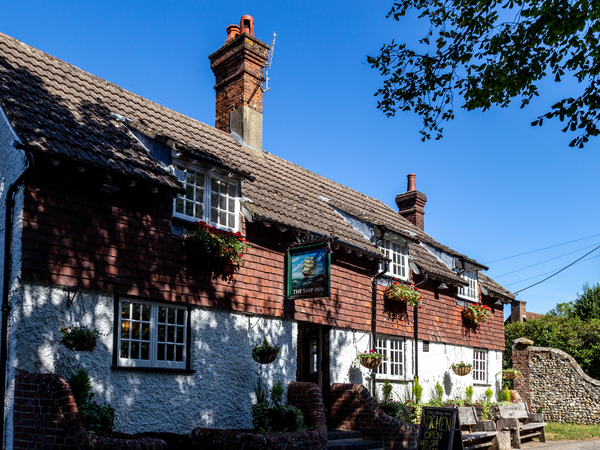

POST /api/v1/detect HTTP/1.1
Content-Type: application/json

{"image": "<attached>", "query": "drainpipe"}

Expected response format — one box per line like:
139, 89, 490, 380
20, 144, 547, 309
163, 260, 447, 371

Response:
370, 261, 388, 394
413, 272, 428, 382
1, 149, 33, 448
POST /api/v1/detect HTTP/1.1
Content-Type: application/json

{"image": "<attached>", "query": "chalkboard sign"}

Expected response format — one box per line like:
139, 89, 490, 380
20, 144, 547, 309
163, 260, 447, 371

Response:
418, 407, 462, 450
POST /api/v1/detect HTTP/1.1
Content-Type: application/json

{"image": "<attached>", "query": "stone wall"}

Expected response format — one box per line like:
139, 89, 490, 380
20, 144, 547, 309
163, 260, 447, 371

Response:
513, 338, 600, 424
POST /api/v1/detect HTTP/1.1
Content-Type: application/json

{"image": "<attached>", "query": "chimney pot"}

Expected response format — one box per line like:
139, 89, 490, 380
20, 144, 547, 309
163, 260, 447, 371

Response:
225, 24, 240, 42
407, 173, 416, 192
240, 15, 255, 36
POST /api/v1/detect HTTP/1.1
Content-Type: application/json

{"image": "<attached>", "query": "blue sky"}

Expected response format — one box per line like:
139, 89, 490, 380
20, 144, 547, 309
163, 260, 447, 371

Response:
3, 1, 599, 318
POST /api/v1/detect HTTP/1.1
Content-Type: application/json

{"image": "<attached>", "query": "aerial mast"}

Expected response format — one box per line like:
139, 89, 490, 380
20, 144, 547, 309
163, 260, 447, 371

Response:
264, 33, 276, 92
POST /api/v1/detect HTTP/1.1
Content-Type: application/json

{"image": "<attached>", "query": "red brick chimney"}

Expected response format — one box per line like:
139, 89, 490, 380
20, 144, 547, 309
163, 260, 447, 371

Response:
395, 174, 427, 230
209, 15, 269, 150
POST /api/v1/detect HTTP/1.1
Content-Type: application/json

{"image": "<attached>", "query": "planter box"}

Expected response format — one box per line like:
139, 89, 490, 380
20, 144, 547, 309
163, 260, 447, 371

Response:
503, 371, 518, 380
268, 410, 298, 432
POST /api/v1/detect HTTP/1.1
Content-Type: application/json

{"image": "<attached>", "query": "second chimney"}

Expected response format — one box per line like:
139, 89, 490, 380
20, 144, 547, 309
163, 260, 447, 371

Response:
395, 174, 427, 230
209, 15, 269, 151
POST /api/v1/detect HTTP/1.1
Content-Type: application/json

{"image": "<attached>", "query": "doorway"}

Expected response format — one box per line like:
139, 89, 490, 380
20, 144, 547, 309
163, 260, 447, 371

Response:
297, 323, 331, 416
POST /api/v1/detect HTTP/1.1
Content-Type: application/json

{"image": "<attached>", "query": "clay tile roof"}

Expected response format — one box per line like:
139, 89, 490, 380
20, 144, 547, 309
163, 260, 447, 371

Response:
0, 32, 506, 291
479, 272, 515, 301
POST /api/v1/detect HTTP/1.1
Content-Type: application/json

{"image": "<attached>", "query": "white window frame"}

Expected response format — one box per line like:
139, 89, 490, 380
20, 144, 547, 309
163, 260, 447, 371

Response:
473, 349, 487, 383
380, 238, 409, 281
458, 271, 479, 302
117, 298, 188, 369
375, 335, 405, 380
173, 164, 240, 232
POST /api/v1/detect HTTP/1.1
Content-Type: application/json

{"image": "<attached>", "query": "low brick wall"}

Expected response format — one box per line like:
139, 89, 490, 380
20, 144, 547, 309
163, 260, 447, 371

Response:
191, 381, 328, 450
330, 383, 419, 449
13, 373, 167, 450
513, 338, 600, 424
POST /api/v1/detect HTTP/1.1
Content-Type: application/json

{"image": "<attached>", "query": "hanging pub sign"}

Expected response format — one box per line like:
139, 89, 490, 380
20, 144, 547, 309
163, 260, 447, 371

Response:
286, 243, 331, 300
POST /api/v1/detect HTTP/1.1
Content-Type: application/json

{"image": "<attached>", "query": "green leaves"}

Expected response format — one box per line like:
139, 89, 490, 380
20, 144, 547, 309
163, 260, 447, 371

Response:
369, 0, 600, 146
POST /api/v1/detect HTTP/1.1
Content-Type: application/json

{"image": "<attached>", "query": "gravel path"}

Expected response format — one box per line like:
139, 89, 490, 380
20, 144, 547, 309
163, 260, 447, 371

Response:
521, 439, 600, 449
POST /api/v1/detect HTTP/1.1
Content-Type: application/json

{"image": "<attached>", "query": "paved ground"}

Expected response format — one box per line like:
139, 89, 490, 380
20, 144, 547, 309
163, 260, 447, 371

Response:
521, 439, 600, 449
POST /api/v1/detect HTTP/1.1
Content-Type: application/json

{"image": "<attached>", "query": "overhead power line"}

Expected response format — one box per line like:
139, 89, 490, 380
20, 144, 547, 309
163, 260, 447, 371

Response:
503, 254, 600, 287
483, 233, 600, 264
513, 245, 600, 295
494, 242, 600, 278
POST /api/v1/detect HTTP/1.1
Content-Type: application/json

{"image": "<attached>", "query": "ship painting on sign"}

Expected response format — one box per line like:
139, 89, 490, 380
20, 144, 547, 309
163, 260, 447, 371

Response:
299, 256, 317, 277
290, 247, 329, 298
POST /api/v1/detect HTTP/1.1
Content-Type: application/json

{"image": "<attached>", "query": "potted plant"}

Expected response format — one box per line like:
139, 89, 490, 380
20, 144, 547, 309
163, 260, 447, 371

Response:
252, 378, 306, 433
462, 303, 492, 326
385, 281, 423, 309
183, 220, 250, 272
60, 325, 99, 351
356, 349, 388, 369
502, 368, 522, 380
451, 361, 472, 376
252, 338, 280, 364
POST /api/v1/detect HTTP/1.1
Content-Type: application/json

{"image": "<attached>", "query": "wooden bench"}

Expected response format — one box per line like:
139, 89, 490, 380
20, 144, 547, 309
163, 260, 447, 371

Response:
493, 402, 547, 449
458, 406, 499, 450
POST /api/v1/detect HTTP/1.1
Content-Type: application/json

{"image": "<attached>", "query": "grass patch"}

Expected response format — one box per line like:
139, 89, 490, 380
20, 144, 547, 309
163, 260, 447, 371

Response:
546, 422, 600, 441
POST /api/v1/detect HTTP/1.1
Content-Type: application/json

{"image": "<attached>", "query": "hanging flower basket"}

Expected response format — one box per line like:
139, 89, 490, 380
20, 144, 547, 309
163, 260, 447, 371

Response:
59, 326, 99, 351
356, 350, 387, 369
462, 304, 492, 326
252, 338, 280, 365
254, 351, 278, 364
183, 221, 250, 282
462, 309, 476, 322
502, 369, 522, 380
360, 358, 383, 369
385, 282, 423, 309
451, 362, 472, 376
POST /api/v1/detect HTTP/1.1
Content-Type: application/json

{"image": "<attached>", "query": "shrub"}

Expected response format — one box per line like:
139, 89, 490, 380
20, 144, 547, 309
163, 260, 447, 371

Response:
271, 378, 284, 407
68, 368, 92, 406
484, 387, 494, 402
79, 401, 116, 436
505, 315, 600, 379
434, 381, 444, 402
382, 379, 393, 404
412, 378, 423, 403
465, 385, 474, 405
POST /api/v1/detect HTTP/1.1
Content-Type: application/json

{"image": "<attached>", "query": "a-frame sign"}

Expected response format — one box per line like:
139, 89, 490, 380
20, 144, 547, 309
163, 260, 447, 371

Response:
418, 407, 464, 450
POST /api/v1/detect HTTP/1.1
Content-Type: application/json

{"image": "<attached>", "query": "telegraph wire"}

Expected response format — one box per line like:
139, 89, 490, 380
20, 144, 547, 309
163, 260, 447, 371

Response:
512, 245, 600, 295
494, 242, 600, 278
503, 254, 600, 287
483, 233, 600, 264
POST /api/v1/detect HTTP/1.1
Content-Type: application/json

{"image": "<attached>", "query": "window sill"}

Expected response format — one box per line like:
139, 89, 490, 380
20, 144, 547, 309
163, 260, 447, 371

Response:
377, 275, 410, 286
456, 298, 479, 307
111, 365, 196, 375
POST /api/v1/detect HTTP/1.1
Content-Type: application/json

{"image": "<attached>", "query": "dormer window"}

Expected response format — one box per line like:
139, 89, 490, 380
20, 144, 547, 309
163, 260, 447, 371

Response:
458, 271, 479, 302
380, 239, 409, 281
173, 165, 239, 231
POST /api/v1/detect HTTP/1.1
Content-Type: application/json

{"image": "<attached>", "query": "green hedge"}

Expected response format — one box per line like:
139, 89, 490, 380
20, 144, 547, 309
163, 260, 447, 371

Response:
505, 316, 600, 380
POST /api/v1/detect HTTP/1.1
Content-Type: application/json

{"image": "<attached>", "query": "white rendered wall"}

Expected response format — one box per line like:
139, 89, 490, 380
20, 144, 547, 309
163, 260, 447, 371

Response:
413, 341, 503, 402
330, 327, 502, 404
9, 282, 297, 436
0, 106, 27, 450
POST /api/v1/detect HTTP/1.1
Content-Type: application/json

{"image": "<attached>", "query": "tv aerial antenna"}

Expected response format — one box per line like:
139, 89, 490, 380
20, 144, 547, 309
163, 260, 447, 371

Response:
264, 32, 276, 92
